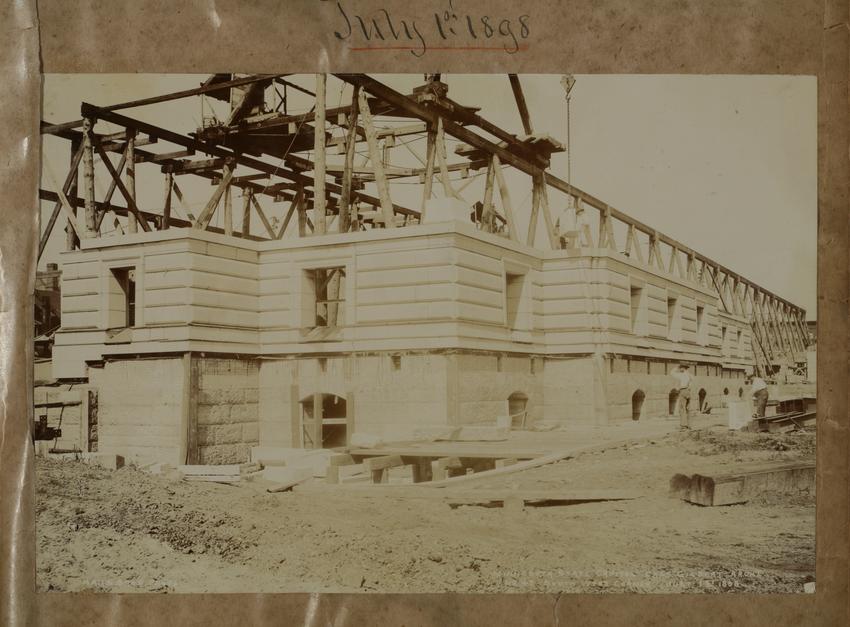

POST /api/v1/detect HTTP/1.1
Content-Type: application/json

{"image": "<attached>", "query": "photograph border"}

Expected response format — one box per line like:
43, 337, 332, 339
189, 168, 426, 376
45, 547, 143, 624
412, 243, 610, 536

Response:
1, 1, 846, 625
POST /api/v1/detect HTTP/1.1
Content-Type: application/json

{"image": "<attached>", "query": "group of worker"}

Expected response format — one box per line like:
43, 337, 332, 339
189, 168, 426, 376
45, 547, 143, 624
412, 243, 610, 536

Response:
671, 364, 769, 430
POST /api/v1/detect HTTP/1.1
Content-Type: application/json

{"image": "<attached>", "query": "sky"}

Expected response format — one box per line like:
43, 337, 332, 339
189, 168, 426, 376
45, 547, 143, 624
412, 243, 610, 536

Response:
41, 74, 817, 316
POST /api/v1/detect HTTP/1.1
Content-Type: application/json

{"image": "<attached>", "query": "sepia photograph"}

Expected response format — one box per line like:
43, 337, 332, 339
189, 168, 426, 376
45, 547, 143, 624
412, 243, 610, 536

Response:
35, 72, 816, 594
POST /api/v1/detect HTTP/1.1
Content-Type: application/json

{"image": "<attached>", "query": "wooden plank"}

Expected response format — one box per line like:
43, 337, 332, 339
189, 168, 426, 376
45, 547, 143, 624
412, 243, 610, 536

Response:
250, 193, 277, 239
434, 117, 459, 200
508, 74, 533, 135
430, 456, 463, 481
182, 353, 199, 465
671, 460, 815, 506
241, 188, 252, 237
169, 179, 195, 222
420, 123, 437, 216
91, 136, 151, 232
527, 177, 540, 246
537, 173, 559, 249
339, 85, 360, 232
125, 130, 138, 233
313, 73, 327, 234
492, 154, 519, 242
312, 392, 323, 451
40, 139, 84, 259
194, 161, 234, 230
162, 171, 172, 229
357, 89, 395, 228
290, 384, 301, 448
81, 119, 98, 236
223, 179, 233, 236
362, 455, 404, 471
42, 160, 81, 238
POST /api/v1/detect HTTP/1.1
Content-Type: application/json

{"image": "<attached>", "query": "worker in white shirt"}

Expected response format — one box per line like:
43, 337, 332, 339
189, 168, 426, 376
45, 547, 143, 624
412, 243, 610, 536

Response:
671, 364, 692, 429
750, 375, 769, 417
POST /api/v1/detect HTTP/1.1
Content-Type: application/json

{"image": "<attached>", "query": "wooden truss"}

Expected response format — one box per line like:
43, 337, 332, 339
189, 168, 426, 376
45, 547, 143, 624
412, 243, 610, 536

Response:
39, 73, 809, 373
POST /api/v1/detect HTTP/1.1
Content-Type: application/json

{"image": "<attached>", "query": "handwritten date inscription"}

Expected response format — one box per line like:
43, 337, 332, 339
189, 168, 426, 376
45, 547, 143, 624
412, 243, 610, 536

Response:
324, 0, 531, 56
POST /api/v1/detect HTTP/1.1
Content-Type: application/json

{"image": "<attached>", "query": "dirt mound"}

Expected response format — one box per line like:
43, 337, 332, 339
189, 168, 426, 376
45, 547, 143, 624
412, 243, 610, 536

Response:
675, 428, 815, 457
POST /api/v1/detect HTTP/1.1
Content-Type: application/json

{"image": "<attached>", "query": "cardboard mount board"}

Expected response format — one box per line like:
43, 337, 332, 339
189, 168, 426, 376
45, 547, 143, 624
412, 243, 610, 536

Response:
0, 1, 847, 626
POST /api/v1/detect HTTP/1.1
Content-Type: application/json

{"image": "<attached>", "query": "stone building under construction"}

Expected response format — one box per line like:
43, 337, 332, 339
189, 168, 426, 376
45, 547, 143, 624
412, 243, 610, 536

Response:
39, 74, 810, 465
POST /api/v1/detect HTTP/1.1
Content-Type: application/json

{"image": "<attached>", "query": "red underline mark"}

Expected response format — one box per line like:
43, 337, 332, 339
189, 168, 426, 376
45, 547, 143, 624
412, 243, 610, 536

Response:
350, 44, 529, 52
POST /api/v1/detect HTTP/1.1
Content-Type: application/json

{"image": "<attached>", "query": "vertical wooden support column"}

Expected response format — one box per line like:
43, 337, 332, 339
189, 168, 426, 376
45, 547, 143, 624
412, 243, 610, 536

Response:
297, 186, 308, 237
67, 137, 82, 249
492, 155, 519, 241
339, 86, 360, 233
241, 188, 252, 237
126, 129, 138, 233
182, 352, 199, 465
312, 392, 323, 450
289, 384, 302, 447
223, 180, 233, 236
346, 391, 355, 447
527, 177, 540, 246
358, 89, 396, 228
162, 171, 172, 230
82, 119, 98, 238
420, 123, 437, 217
313, 73, 327, 235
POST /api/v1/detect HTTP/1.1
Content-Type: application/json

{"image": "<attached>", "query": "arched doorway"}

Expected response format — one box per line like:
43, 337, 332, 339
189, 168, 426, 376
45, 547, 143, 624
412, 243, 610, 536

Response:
507, 392, 529, 429
738, 387, 744, 398
300, 393, 347, 448
668, 389, 679, 416
723, 388, 729, 396
698, 388, 707, 413
632, 389, 646, 421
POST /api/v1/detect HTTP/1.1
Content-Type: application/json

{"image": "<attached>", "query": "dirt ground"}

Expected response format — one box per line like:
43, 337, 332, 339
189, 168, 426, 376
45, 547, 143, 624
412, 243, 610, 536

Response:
36, 427, 815, 594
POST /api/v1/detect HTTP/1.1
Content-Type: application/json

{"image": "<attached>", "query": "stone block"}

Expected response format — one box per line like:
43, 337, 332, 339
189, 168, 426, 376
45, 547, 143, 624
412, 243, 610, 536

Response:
198, 443, 251, 465
241, 421, 260, 443
198, 423, 242, 446
262, 466, 312, 484
230, 404, 258, 423
197, 404, 231, 425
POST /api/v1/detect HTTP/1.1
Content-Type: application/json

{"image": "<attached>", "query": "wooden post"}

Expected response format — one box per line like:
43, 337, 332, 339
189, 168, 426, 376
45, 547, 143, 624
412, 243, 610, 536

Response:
290, 384, 302, 448
536, 174, 559, 249
195, 161, 234, 230
434, 117, 459, 200
241, 188, 252, 237
182, 353, 199, 465
82, 119, 98, 238
492, 155, 519, 242
527, 177, 540, 246
126, 129, 138, 233
420, 123, 437, 217
162, 171, 172, 230
313, 73, 327, 235
294, 185, 308, 237
358, 89, 395, 228
508, 74, 534, 135
339, 86, 360, 232
312, 392, 323, 450
68, 137, 82, 249
223, 179, 233, 236
346, 391, 355, 447
480, 156, 495, 231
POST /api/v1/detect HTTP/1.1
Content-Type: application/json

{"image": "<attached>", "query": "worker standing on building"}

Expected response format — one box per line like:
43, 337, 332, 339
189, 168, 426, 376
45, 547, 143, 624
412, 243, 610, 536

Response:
672, 364, 692, 429
750, 374, 769, 417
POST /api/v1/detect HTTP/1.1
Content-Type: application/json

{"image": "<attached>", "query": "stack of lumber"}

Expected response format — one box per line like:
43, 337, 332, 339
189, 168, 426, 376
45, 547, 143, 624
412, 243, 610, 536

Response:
178, 462, 262, 484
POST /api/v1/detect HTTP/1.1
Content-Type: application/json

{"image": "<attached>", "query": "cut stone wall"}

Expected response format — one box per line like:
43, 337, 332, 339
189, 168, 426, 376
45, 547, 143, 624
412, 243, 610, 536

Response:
451, 353, 543, 427
91, 358, 184, 465
605, 358, 746, 422
196, 357, 260, 464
